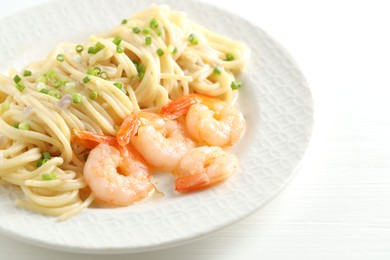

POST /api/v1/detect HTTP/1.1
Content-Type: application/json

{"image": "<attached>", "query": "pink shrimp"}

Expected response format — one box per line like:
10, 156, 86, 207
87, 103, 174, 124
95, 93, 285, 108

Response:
116, 112, 195, 171
72, 129, 152, 206
161, 94, 246, 147
173, 146, 238, 192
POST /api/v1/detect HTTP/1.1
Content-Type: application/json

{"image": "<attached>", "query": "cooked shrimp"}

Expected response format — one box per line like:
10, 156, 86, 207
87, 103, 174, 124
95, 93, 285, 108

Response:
117, 111, 195, 171
71, 129, 152, 206
116, 112, 165, 147
161, 94, 245, 146
72, 129, 117, 149
83, 143, 152, 206
174, 146, 238, 192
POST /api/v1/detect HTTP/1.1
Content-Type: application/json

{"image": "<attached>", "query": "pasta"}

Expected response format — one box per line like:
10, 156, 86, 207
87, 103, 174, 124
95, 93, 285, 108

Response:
0, 5, 249, 219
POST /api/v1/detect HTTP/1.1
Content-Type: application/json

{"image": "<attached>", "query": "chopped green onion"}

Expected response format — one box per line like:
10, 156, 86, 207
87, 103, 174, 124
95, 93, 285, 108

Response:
87, 67, 102, 76
46, 70, 57, 79
89, 90, 98, 100
56, 54, 65, 62
121, 19, 127, 25
137, 72, 145, 80
188, 33, 199, 45
150, 18, 159, 29
72, 93, 83, 104
83, 76, 91, 84
137, 63, 145, 73
83, 153, 89, 161
231, 80, 242, 90
16, 84, 25, 92
48, 90, 61, 99
137, 63, 145, 80
225, 53, 234, 61
13, 123, 20, 128
113, 82, 123, 89
23, 70, 32, 77
156, 48, 164, 57
18, 122, 30, 130
88, 47, 96, 54
13, 75, 21, 84
132, 27, 141, 34
37, 152, 51, 168
87, 67, 98, 76
42, 152, 51, 159
42, 172, 56, 181
167, 45, 175, 53
113, 36, 122, 45
75, 44, 84, 53
116, 45, 124, 53
37, 158, 49, 167
38, 76, 48, 84
100, 71, 108, 80
53, 79, 65, 88
94, 42, 105, 53
213, 66, 222, 75
94, 67, 101, 75
145, 36, 152, 46
87, 42, 106, 55
39, 88, 49, 94
143, 27, 152, 35
156, 29, 162, 36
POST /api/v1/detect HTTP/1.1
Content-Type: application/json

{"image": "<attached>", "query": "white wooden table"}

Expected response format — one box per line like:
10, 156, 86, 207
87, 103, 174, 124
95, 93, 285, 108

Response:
1, 0, 390, 259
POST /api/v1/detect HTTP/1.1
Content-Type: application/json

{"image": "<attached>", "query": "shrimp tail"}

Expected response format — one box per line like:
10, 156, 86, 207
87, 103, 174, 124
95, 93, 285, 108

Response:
72, 129, 117, 148
175, 171, 232, 192
161, 94, 200, 119
117, 113, 141, 147
161, 94, 224, 119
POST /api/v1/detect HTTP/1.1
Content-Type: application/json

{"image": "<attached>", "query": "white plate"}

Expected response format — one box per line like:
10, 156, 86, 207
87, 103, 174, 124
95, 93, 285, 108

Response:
0, 0, 313, 254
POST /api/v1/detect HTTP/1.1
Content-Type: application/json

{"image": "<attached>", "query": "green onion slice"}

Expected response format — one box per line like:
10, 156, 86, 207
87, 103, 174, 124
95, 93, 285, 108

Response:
225, 53, 234, 61
143, 27, 152, 35
42, 152, 51, 159
18, 122, 30, 130
89, 90, 98, 100
145, 36, 152, 46
75, 44, 84, 53
83, 76, 91, 84
116, 45, 124, 53
47, 90, 61, 99
42, 172, 56, 181
150, 18, 159, 29
188, 33, 199, 45
156, 48, 164, 57
72, 93, 83, 104
231, 80, 242, 90
113, 82, 123, 89
132, 27, 141, 34
113, 36, 122, 45
16, 84, 25, 92
23, 70, 32, 77
13, 75, 21, 84
213, 66, 222, 75
56, 54, 65, 62
100, 71, 108, 80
